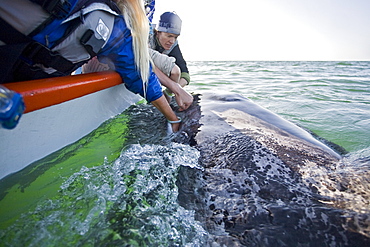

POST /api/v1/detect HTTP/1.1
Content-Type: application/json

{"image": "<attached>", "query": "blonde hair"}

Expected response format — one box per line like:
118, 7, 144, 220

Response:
115, 0, 151, 92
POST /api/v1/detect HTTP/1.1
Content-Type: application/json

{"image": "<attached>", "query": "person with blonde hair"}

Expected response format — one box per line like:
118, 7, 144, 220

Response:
0, 0, 185, 131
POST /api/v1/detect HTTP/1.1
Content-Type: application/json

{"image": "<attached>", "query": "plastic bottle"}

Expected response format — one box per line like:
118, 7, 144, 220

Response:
0, 85, 25, 129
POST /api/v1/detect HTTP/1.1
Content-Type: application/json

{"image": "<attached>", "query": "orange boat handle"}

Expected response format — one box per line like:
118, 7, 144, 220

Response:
3, 71, 122, 113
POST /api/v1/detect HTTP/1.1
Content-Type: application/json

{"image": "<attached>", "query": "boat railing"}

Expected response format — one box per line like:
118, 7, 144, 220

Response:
4, 71, 122, 113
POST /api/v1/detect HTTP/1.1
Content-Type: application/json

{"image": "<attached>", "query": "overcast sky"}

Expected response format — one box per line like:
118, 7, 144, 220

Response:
152, 0, 370, 61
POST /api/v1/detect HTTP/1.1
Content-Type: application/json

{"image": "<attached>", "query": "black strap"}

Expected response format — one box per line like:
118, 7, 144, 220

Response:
22, 42, 75, 72
0, 16, 75, 79
80, 29, 105, 57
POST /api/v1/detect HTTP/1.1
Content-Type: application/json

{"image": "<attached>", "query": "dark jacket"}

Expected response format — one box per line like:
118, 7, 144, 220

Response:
152, 30, 190, 84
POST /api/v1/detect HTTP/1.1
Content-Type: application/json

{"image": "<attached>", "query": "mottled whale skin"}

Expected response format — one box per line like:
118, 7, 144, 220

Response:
175, 93, 370, 246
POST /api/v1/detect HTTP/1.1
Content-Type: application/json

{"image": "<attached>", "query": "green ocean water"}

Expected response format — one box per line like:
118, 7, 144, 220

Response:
0, 102, 207, 246
187, 61, 370, 153
0, 61, 369, 246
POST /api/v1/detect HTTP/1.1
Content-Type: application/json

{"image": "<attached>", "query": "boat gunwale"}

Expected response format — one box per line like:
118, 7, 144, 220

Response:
4, 71, 122, 113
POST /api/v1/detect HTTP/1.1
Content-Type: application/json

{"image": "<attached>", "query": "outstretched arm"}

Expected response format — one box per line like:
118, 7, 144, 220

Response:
153, 66, 193, 111
151, 95, 181, 132
100, 17, 181, 131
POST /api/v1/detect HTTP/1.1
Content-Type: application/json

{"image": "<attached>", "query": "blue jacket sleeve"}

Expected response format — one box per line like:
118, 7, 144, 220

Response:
99, 16, 162, 102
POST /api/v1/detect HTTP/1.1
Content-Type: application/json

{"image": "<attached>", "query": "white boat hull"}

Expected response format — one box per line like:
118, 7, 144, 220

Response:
0, 84, 141, 180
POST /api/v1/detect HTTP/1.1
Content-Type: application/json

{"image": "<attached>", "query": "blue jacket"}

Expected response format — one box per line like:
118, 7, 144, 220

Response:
97, 16, 162, 102
2, 0, 163, 103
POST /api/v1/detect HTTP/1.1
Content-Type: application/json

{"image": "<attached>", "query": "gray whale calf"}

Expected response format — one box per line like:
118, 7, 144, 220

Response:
175, 93, 370, 246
